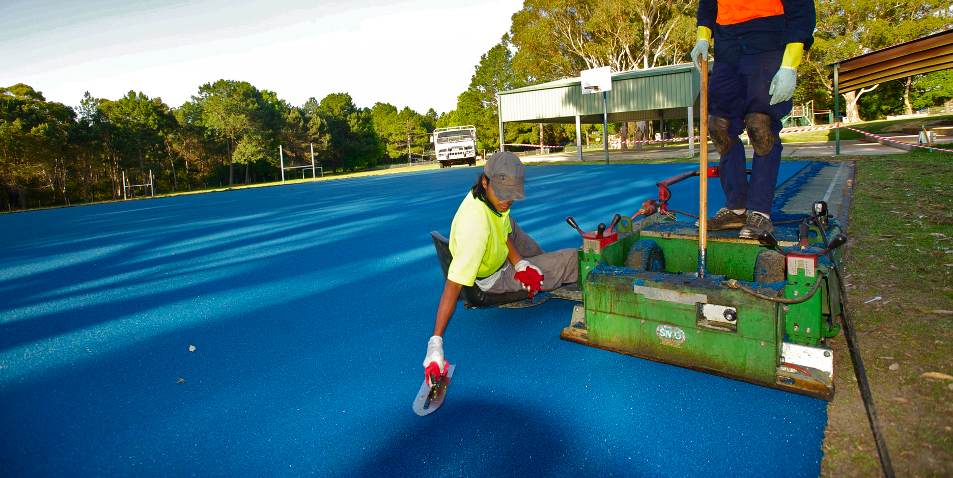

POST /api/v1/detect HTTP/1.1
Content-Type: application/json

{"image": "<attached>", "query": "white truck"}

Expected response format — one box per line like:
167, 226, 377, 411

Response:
433, 126, 477, 168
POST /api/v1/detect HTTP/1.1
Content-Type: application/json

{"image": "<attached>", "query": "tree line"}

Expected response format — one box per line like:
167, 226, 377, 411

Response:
0, 81, 439, 210
3, 0, 952, 210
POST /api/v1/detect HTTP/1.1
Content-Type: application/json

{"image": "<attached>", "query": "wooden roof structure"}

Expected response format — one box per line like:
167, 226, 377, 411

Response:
831, 29, 953, 155
831, 29, 953, 93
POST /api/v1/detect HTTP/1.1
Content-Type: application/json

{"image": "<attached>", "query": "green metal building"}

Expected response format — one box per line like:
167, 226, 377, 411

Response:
497, 64, 701, 160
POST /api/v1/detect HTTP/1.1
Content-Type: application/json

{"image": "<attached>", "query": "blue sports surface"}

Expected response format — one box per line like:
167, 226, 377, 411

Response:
0, 163, 826, 477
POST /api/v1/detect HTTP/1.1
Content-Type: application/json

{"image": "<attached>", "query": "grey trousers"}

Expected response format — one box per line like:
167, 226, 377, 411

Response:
484, 218, 578, 294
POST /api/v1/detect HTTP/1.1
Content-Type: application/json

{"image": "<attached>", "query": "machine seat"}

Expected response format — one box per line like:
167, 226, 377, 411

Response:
430, 231, 529, 308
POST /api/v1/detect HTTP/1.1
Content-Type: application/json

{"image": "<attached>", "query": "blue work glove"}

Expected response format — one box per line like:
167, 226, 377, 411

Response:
690, 39, 710, 71
769, 43, 805, 106
768, 67, 797, 105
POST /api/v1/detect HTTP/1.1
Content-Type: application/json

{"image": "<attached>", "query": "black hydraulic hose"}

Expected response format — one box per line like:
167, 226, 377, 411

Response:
814, 220, 895, 478
723, 274, 824, 304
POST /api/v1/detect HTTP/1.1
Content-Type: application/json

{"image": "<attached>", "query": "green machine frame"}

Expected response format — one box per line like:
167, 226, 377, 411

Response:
562, 209, 845, 400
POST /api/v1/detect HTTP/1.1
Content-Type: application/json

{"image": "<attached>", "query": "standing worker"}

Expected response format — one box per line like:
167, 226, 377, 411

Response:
421, 152, 578, 385
690, 0, 816, 238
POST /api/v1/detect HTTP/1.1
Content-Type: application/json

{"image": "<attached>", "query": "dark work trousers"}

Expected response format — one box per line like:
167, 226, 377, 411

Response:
708, 49, 792, 215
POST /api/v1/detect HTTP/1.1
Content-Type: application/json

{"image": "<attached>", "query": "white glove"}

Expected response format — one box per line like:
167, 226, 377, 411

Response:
514, 259, 541, 274
422, 335, 446, 386
769, 67, 797, 105
690, 39, 710, 71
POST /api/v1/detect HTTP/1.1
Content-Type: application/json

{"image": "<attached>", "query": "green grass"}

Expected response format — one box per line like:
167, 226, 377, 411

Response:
821, 150, 953, 477
782, 114, 953, 144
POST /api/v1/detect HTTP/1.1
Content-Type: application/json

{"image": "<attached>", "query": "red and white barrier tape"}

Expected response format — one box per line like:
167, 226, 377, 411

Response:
506, 126, 952, 153
780, 124, 836, 134
840, 124, 953, 154
627, 135, 700, 145
505, 135, 704, 151
502, 143, 567, 149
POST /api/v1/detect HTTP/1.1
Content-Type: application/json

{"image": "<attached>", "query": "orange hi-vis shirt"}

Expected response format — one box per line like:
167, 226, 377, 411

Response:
716, 0, 785, 25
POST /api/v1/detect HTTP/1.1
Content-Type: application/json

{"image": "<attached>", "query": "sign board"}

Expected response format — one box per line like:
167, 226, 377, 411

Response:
580, 66, 612, 94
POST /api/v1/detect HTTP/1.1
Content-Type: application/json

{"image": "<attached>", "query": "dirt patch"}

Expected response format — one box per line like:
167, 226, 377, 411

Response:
821, 151, 953, 477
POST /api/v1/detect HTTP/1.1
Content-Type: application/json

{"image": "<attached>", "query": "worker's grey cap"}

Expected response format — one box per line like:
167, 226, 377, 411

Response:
484, 152, 525, 201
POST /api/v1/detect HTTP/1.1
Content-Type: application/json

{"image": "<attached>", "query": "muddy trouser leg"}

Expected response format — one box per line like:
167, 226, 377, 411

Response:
739, 49, 791, 215
485, 249, 579, 295
709, 60, 749, 211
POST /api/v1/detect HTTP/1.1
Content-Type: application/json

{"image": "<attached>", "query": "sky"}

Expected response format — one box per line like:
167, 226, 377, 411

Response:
0, 0, 523, 113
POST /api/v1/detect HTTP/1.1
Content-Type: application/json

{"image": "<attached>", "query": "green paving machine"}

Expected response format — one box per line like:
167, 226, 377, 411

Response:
560, 170, 846, 400
559, 57, 855, 401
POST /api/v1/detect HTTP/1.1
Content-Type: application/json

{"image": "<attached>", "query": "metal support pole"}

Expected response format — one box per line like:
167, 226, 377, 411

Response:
602, 91, 609, 164
688, 105, 695, 157
310, 143, 316, 178
280, 145, 285, 182
689, 68, 697, 158
497, 94, 504, 152
150, 170, 154, 197
575, 115, 583, 161
122, 170, 127, 200
833, 65, 841, 156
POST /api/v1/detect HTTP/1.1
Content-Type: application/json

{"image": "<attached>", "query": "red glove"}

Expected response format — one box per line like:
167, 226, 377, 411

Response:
424, 361, 448, 387
422, 336, 448, 387
514, 260, 544, 298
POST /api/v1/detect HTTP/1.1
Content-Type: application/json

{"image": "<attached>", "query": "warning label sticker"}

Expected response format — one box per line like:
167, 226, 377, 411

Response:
787, 255, 816, 278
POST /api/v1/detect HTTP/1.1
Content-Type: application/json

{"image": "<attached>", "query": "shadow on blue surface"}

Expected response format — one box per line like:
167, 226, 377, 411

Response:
348, 400, 578, 477
0, 163, 827, 477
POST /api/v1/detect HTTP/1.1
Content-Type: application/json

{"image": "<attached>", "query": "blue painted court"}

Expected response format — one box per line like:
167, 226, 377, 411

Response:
0, 163, 826, 477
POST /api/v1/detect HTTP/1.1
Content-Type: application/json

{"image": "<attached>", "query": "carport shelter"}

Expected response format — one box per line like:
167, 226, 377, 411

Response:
496, 64, 700, 160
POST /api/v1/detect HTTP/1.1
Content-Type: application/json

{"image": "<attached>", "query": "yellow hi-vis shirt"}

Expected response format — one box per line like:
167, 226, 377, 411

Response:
447, 192, 512, 286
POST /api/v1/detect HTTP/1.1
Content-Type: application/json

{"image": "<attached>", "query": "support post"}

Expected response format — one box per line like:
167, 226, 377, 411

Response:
310, 143, 316, 178
575, 115, 583, 161
688, 105, 695, 157
833, 65, 841, 156
602, 91, 609, 164
122, 170, 127, 200
150, 170, 154, 197
497, 94, 504, 152
280, 145, 285, 182
539, 122, 544, 155
689, 68, 697, 158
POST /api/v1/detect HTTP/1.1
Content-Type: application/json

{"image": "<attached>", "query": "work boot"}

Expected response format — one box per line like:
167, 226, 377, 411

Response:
739, 211, 774, 239
698, 207, 747, 231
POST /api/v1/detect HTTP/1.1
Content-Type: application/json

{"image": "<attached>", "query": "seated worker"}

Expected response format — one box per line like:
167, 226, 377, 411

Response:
422, 152, 578, 384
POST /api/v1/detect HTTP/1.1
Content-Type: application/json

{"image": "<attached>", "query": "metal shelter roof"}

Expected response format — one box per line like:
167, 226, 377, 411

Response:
831, 29, 953, 93
498, 64, 699, 124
